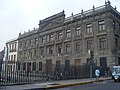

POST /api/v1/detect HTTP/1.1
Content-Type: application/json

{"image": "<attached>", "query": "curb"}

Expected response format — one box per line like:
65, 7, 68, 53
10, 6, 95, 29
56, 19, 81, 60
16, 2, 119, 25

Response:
45, 78, 111, 89
45, 80, 95, 89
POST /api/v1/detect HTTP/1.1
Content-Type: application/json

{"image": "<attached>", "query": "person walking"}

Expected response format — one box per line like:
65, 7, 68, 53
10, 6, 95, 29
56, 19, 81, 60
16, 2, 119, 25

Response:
95, 69, 100, 82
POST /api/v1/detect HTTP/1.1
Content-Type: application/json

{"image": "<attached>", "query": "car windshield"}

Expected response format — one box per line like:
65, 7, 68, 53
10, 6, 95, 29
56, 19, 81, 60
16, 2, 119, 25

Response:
113, 68, 120, 74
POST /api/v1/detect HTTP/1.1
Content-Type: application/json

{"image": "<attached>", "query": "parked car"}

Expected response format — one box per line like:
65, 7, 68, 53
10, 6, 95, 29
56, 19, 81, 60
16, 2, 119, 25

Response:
112, 66, 120, 82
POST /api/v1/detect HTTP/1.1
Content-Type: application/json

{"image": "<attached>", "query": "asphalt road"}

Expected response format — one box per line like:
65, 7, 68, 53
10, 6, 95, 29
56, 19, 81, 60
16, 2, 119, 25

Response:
51, 80, 120, 90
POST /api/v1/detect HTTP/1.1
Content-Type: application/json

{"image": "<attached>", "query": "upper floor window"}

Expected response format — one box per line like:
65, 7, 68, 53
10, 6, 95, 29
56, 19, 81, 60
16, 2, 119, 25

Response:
19, 52, 22, 59
14, 55, 16, 61
75, 42, 82, 52
87, 40, 93, 51
29, 39, 32, 46
99, 38, 106, 50
29, 51, 32, 59
35, 38, 38, 45
75, 27, 81, 36
66, 29, 71, 38
41, 36, 45, 43
58, 31, 63, 40
24, 51, 27, 59
24, 41, 27, 47
86, 24, 92, 34
40, 47, 44, 56
12, 44, 14, 50
98, 20, 105, 31
14, 43, 17, 50
34, 50, 37, 58
66, 44, 71, 53
11, 55, 13, 61
48, 47, 53, 55
57, 45, 62, 54
48, 33, 54, 42
9, 55, 10, 60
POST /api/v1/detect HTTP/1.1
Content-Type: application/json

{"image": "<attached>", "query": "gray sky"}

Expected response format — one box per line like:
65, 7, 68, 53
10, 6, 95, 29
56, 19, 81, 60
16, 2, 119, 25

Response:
0, 0, 120, 51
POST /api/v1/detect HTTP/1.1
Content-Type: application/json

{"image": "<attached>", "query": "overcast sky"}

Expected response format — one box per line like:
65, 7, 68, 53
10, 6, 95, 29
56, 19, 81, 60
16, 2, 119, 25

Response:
0, 0, 120, 51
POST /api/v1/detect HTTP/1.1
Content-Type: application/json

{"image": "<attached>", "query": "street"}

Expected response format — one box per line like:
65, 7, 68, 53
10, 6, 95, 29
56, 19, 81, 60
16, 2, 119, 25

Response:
51, 80, 120, 90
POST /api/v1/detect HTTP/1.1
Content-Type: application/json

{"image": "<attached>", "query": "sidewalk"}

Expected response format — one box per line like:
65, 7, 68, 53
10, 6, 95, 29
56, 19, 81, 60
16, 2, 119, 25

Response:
0, 77, 111, 90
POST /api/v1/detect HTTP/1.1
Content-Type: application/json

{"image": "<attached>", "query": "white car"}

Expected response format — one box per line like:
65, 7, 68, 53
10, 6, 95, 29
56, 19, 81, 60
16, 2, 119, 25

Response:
112, 66, 120, 82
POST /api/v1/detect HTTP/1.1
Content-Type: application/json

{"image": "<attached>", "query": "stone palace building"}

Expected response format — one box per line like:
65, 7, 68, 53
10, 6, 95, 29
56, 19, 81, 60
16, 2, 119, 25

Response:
17, 1, 120, 76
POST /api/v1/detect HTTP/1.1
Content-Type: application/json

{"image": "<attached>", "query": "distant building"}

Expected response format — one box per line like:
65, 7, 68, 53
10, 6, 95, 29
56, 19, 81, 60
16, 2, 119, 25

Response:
0, 49, 5, 73
17, 1, 120, 76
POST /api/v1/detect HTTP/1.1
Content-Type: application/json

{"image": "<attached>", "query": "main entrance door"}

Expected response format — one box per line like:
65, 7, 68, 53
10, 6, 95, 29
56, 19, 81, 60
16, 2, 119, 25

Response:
46, 59, 52, 75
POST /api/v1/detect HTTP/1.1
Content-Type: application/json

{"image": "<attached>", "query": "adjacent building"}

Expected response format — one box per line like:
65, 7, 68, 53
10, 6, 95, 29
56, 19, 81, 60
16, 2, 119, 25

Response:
17, 1, 120, 76
3, 38, 18, 72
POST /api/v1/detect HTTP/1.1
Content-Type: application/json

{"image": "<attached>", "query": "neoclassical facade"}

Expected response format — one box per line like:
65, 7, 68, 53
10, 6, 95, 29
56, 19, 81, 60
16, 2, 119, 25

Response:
17, 2, 120, 75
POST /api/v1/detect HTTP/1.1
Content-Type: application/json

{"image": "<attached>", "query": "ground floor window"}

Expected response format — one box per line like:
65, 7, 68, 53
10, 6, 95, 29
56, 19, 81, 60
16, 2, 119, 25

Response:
17, 63, 20, 70
32, 62, 36, 71
23, 63, 26, 71
39, 62, 42, 71
100, 57, 107, 67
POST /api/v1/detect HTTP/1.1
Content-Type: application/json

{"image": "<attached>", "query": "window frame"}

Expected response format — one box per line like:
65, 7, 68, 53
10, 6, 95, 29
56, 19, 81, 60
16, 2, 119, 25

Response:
86, 24, 92, 34
98, 20, 105, 31
99, 38, 106, 50
75, 26, 81, 36
66, 29, 71, 38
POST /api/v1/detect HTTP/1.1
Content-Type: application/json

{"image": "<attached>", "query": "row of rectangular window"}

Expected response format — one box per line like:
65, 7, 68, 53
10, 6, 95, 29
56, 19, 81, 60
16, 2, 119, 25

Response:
18, 62, 42, 71
9, 43, 17, 52
18, 57, 107, 71
19, 38, 107, 59
19, 20, 105, 49
9, 55, 16, 61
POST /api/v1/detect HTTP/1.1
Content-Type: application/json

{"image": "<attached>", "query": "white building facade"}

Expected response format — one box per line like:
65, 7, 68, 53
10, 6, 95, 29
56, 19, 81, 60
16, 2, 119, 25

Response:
3, 38, 18, 72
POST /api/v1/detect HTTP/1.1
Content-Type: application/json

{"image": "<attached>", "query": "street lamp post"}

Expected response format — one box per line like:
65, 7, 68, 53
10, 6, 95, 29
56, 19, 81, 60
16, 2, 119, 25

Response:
88, 50, 94, 79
